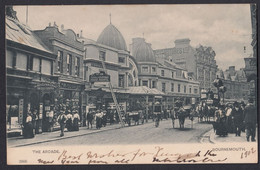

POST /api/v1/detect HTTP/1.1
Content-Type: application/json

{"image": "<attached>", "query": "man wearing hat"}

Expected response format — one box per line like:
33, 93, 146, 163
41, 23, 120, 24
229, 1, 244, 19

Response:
57, 110, 67, 137
244, 98, 257, 142
231, 101, 243, 136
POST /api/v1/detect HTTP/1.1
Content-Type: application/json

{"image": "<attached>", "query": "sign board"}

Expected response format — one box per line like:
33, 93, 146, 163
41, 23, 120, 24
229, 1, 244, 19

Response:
191, 98, 196, 104
39, 103, 43, 119
18, 99, 24, 124
11, 117, 20, 128
89, 71, 110, 83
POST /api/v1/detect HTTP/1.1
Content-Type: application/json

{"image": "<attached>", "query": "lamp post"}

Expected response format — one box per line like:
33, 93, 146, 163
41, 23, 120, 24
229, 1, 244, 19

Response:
213, 76, 225, 105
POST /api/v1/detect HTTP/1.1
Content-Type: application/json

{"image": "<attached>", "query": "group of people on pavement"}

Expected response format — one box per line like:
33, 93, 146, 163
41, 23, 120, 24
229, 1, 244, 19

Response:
24, 109, 39, 138
213, 98, 257, 142
86, 109, 108, 130
57, 109, 80, 137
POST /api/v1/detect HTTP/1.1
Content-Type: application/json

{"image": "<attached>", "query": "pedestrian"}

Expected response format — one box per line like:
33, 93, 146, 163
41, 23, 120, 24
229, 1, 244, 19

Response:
31, 109, 38, 135
231, 102, 243, 137
24, 110, 34, 138
102, 110, 107, 127
73, 110, 80, 131
87, 110, 94, 129
240, 101, 246, 132
96, 110, 102, 129
66, 110, 73, 131
57, 110, 67, 137
170, 108, 175, 128
214, 105, 228, 137
244, 98, 257, 142
225, 104, 234, 133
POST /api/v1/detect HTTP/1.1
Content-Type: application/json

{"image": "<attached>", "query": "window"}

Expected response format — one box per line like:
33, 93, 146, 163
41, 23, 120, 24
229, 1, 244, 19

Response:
84, 66, 88, 80
119, 75, 125, 87
178, 84, 181, 92
28, 55, 33, 70
171, 83, 174, 92
133, 70, 136, 77
176, 70, 181, 77
189, 88, 192, 94
33, 57, 40, 72
16, 53, 27, 70
172, 72, 174, 78
6, 50, 15, 67
67, 54, 72, 75
152, 81, 156, 88
152, 67, 156, 73
161, 70, 165, 76
118, 57, 125, 63
42, 59, 51, 75
194, 88, 198, 94
162, 83, 166, 93
184, 85, 186, 93
75, 57, 80, 77
57, 51, 63, 73
142, 80, 148, 87
99, 51, 106, 61
142, 66, 148, 73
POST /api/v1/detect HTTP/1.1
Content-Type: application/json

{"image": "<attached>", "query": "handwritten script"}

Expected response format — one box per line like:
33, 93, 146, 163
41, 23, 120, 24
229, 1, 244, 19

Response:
36, 146, 228, 164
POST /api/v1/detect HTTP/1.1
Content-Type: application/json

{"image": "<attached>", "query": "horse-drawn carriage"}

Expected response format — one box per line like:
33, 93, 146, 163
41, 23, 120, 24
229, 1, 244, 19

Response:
174, 105, 195, 129
125, 110, 144, 126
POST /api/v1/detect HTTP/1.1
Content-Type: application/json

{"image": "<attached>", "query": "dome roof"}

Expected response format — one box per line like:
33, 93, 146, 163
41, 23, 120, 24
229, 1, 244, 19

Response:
97, 24, 127, 51
132, 38, 156, 62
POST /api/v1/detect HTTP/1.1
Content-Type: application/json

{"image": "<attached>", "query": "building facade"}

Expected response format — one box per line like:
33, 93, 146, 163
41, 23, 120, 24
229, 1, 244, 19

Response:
6, 9, 58, 134
130, 38, 200, 109
34, 23, 85, 127
154, 39, 218, 92
244, 4, 257, 104
216, 66, 250, 101
77, 23, 139, 114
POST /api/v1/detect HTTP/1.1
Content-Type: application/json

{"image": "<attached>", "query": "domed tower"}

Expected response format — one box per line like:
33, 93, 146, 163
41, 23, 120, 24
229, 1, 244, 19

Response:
97, 24, 127, 51
131, 38, 156, 63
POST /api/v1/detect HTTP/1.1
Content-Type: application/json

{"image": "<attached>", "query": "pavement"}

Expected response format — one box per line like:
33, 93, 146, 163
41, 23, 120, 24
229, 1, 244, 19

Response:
8, 117, 255, 147
7, 120, 156, 148
202, 128, 257, 144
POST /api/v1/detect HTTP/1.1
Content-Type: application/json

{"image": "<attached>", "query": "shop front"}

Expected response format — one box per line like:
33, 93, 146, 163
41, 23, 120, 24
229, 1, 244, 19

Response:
59, 81, 84, 124
6, 75, 32, 136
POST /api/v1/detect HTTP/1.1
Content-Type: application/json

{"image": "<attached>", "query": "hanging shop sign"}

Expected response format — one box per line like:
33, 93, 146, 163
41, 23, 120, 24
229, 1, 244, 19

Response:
60, 82, 82, 90
89, 71, 110, 83
18, 99, 24, 124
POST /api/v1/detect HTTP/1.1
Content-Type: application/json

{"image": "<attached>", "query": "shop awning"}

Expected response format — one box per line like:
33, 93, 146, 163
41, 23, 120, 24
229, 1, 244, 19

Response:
126, 86, 165, 96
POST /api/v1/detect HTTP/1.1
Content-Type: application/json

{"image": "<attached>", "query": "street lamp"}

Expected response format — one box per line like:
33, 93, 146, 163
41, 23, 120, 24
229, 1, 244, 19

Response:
213, 76, 225, 105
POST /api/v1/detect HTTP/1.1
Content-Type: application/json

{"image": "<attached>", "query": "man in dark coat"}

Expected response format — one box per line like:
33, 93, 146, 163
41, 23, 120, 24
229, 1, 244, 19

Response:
231, 102, 243, 136
58, 110, 67, 137
244, 98, 257, 142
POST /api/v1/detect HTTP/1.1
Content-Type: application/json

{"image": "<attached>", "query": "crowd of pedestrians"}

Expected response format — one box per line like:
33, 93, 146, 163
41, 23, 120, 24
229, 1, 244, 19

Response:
213, 98, 257, 142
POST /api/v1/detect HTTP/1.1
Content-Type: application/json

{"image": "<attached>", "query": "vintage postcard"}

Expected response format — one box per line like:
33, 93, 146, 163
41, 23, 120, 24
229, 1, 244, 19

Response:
6, 4, 257, 165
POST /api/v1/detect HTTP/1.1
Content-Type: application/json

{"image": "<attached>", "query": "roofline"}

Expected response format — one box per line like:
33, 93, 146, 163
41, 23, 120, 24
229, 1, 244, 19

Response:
6, 40, 56, 60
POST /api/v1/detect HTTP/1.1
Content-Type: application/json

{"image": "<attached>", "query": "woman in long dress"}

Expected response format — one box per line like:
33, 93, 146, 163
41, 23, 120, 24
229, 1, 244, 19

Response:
24, 112, 34, 138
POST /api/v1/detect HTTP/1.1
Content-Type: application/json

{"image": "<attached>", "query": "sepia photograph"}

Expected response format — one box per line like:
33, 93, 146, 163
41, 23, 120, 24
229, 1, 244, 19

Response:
5, 4, 258, 164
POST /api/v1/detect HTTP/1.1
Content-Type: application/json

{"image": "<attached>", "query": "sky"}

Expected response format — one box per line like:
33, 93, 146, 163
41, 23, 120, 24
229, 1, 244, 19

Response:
13, 4, 253, 70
